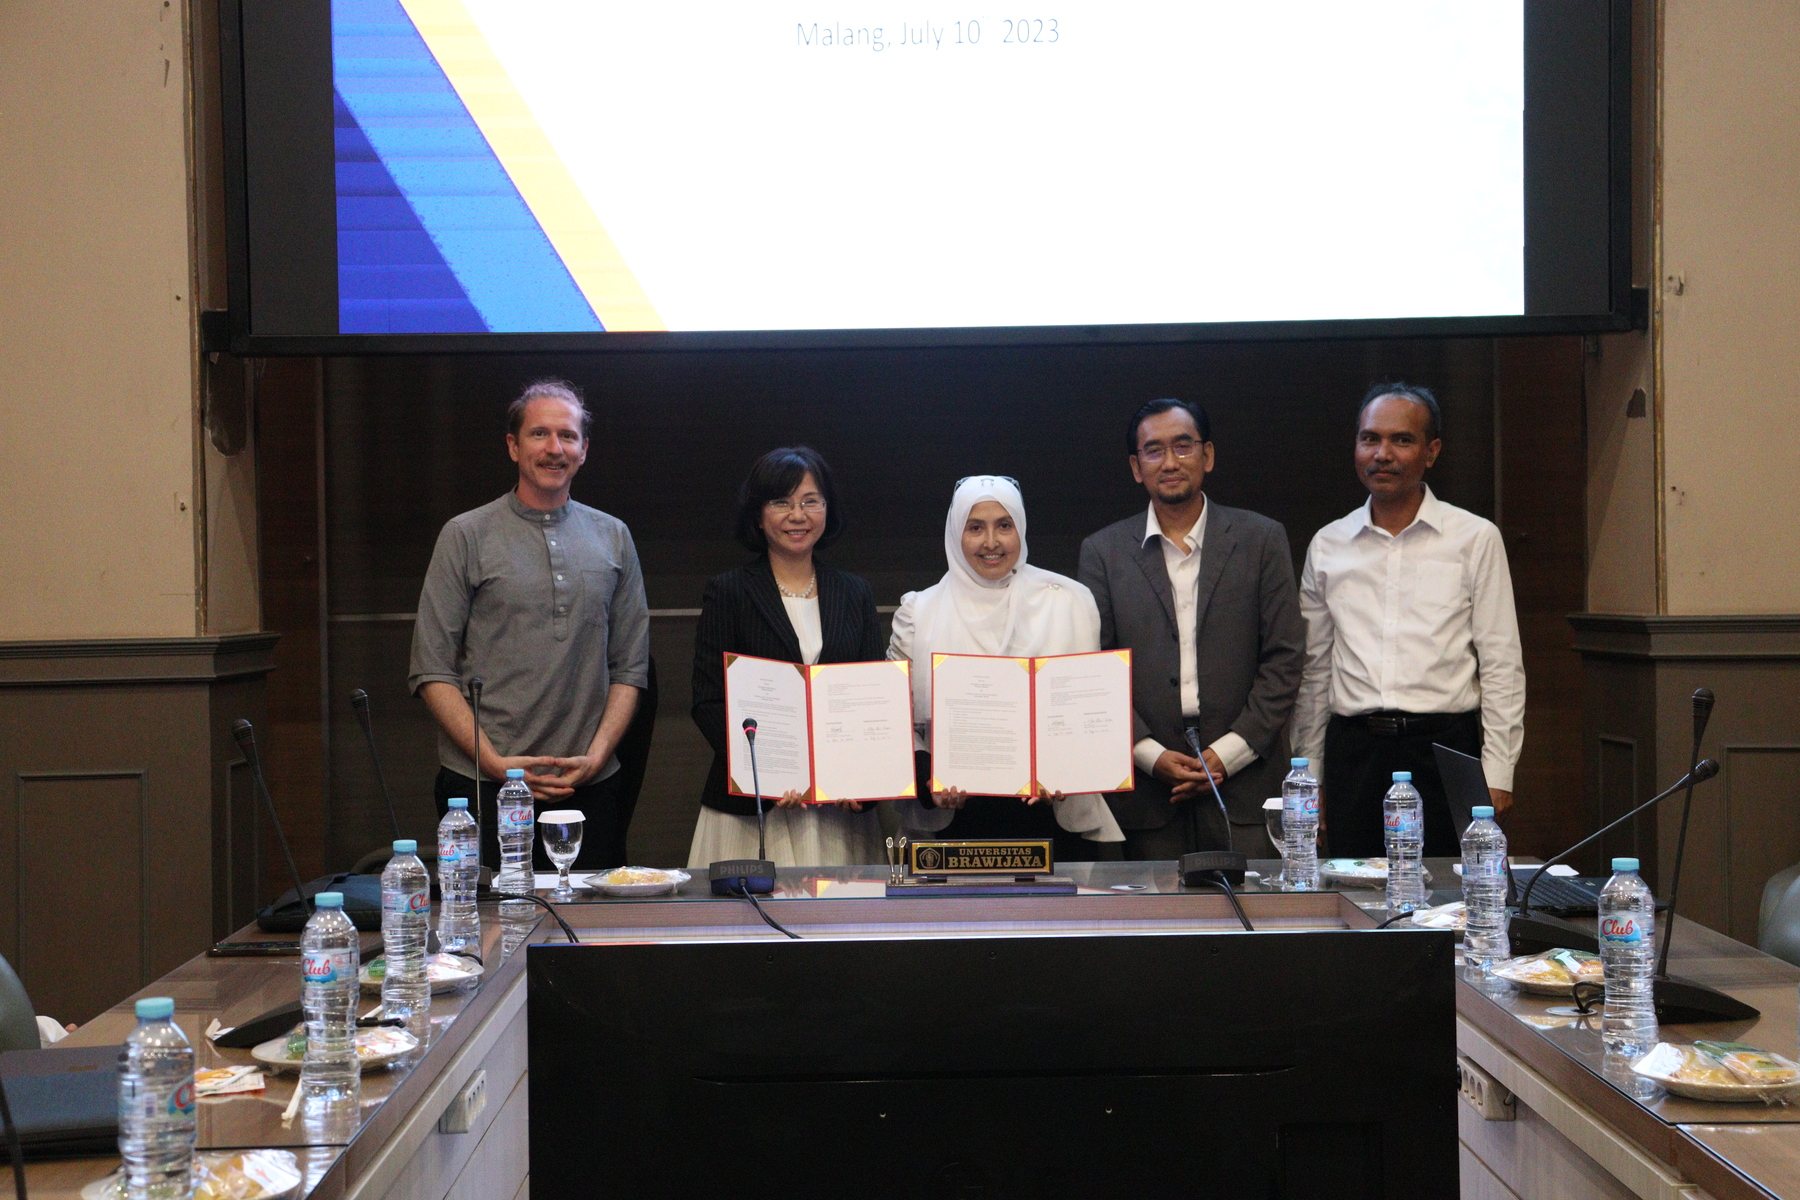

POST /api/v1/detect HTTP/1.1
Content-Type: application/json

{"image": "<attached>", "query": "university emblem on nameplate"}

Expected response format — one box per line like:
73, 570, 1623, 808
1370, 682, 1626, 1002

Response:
907, 840, 1053, 875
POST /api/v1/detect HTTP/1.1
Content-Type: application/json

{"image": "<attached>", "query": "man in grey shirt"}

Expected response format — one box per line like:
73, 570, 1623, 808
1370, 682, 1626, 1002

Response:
409, 378, 650, 870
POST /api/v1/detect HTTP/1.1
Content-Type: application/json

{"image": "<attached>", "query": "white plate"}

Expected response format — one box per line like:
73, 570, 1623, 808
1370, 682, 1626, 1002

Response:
1488, 951, 1605, 996
1632, 1043, 1800, 1103
83, 1150, 304, 1200
251, 1026, 419, 1074
359, 953, 483, 994
1408, 901, 1467, 930
586, 867, 691, 897
1318, 859, 1435, 889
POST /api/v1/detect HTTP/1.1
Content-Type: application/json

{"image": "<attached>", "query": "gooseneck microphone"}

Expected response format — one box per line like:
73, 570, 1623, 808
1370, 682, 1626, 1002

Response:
1657, 687, 1716, 978
709, 716, 779, 900
350, 689, 403, 842
231, 719, 311, 918
1515, 758, 1721, 920
745, 718, 767, 862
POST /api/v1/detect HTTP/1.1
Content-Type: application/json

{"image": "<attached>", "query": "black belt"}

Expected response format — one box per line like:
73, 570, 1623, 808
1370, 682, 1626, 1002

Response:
1341, 710, 1473, 738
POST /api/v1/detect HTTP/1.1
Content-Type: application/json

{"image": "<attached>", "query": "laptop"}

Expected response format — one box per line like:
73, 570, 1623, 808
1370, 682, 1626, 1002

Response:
0, 1044, 122, 1160
1430, 742, 1666, 917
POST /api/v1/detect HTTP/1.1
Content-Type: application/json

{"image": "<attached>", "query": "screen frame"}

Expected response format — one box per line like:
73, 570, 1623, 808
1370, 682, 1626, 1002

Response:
217, 0, 1634, 357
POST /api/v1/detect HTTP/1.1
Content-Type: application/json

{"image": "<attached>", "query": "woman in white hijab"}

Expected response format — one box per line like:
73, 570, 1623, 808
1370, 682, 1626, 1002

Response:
888, 476, 1125, 855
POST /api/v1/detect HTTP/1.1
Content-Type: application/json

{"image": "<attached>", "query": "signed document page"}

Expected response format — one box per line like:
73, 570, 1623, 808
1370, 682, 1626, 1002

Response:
806, 660, 917, 802
1031, 650, 1134, 796
930, 653, 1033, 797
724, 653, 811, 799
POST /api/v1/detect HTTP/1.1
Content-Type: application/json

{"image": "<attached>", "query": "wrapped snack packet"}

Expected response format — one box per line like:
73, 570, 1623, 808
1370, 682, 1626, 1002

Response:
1695, 1041, 1800, 1086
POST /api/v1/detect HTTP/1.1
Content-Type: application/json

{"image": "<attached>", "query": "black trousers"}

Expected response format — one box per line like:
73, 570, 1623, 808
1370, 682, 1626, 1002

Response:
1322, 710, 1481, 858
433, 768, 628, 873
1120, 796, 1233, 861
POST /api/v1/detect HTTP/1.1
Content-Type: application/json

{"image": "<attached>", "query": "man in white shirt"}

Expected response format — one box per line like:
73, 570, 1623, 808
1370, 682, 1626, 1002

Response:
1079, 399, 1306, 859
1292, 383, 1525, 857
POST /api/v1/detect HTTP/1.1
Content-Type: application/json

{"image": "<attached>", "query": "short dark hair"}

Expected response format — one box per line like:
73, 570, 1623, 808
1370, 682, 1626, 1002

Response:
1126, 398, 1212, 456
734, 446, 846, 554
506, 377, 591, 440
1358, 381, 1442, 441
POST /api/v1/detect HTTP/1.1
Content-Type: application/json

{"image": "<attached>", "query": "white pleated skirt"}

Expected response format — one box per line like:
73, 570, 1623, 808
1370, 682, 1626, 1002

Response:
686, 803, 885, 868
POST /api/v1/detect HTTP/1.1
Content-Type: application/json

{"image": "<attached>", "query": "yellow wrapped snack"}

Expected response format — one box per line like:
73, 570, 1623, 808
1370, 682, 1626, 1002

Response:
1696, 1041, 1800, 1086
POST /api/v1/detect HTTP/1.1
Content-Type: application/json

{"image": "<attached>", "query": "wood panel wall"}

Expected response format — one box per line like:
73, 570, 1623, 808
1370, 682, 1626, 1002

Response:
249, 336, 1586, 870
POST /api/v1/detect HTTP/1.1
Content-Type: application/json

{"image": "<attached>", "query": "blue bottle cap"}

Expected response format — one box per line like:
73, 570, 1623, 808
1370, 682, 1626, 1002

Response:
1471, 805, 1494, 819
447, 797, 468, 809
1290, 757, 1308, 768
1392, 771, 1412, 782
1612, 857, 1640, 872
394, 839, 417, 854
315, 891, 344, 908
135, 997, 174, 1020
506, 768, 526, 779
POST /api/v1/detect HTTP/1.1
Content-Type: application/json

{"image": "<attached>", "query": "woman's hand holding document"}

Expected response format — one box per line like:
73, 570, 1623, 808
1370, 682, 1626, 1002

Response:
724, 653, 918, 804
931, 649, 1134, 798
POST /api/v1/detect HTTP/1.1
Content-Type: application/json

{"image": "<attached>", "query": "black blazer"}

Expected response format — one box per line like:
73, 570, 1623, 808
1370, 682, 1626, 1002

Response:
691, 557, 885, 815
1077, 502, 1306, 830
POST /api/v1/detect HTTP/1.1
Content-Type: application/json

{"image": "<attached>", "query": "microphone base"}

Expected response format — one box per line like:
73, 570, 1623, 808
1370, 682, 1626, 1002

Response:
1655, 975, 1760, 1025
1507, 912, 1760, 1024
710, 859, 776, 896
1180, 851, 1247, 888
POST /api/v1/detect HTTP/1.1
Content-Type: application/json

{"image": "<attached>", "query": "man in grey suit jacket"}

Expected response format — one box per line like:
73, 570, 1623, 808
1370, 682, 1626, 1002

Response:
1077, 399, 1306, 859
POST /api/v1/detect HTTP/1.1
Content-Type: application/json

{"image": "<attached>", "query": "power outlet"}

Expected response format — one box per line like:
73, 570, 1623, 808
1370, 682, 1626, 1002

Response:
438, 1069, 488, 1134
1457, 1055, 1515, 1121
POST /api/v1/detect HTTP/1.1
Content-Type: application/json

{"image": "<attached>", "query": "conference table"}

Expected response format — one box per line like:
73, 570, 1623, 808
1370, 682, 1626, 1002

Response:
2, 859, 1795, 1199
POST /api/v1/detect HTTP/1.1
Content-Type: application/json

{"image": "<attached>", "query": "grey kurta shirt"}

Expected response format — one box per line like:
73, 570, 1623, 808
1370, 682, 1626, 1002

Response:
409, 491, 650, 781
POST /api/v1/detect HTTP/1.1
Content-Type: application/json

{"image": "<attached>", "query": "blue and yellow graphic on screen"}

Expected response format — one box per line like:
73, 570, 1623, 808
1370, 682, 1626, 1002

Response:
332, 0, 663, 333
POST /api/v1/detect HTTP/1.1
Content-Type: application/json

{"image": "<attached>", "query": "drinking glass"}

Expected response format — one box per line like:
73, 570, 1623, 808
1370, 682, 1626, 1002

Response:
1261, 798, 1288, 890
537, 809, 585, 900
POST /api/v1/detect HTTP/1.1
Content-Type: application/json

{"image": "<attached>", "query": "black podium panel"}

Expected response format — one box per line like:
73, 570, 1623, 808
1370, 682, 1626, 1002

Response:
529, 929, 1456, 1199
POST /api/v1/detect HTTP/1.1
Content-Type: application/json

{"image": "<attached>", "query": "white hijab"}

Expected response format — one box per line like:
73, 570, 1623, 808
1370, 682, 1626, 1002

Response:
907, 476, 1100, 716
897, 476, 1120, 842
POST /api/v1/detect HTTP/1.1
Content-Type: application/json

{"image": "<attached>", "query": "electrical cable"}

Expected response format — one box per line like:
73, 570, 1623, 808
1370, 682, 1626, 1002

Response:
1187, 876, 1253, 931
736, 887, 801, 939
490, 892, 579, 943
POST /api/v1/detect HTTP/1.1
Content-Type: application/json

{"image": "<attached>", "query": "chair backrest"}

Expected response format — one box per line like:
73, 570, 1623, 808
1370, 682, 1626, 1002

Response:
1758, 861, 1800, 969
0, 952, 44, 1053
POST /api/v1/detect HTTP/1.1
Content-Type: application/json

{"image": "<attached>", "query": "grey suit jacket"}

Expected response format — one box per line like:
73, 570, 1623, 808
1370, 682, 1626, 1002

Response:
1077, 502, 1306, 830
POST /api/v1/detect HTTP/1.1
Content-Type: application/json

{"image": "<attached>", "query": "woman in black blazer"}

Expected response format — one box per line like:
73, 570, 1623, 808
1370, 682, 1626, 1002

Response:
687, 446, 888, 867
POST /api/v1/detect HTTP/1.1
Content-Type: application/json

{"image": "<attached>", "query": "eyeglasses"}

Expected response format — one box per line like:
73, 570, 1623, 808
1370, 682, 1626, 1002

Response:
766, 497, 826, 515
1134, 438, 1203, 465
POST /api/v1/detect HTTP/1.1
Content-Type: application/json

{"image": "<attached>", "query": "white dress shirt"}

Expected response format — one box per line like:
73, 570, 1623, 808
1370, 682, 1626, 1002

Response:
1291, 487, 1525, 792
1130, 499, 1259, 779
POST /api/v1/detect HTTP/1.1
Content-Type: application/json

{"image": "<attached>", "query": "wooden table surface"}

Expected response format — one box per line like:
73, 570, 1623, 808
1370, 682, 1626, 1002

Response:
0, 903, 540, 1199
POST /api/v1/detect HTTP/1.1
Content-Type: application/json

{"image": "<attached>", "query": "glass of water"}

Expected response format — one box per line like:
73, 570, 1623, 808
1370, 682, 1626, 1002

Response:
537, 809, 585, 900
1262, 798, 1288, 890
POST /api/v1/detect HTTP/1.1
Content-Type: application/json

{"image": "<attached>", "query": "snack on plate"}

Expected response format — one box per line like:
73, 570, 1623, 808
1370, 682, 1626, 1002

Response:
1695, 1041, 1800, 1086
1490, 948, 1604, 992
596, 867, 678, 887
83, 1149, 303, 1200
1662, 1045, 1739, 1087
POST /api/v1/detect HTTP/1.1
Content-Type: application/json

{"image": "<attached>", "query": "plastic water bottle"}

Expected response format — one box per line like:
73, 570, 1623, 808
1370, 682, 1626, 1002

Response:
1383, 771, 1427, 913
117, 996, 195, 1199
1282, 758, 1320, 891
1461, 804, 1511, 971
1598, 857, 1659, 1055
300, 891, 361, 1108
381, 839, 431, 1036
496, 768, 536, 916
437, 797, 480, 953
